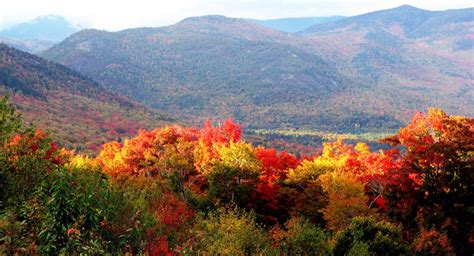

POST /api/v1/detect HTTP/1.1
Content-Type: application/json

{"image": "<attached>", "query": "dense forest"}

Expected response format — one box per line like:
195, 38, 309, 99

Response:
1, 95, 472, 255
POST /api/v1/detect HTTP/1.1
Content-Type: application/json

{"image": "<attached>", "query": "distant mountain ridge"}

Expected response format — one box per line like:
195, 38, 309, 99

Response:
0, 37, 54, 53
300, 5, 474, 38
297, 5, 473, 100
0, 15, 81, 42
40, 5, 473, 132
0, 44, 173, 152
0, 15, 81, 53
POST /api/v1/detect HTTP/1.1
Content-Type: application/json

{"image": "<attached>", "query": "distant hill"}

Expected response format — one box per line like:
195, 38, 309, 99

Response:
300, 5, 474, 43
297, 5, 473, 117
41, 6, 474, 133
0, 37, 54, 53
250, 16, 345, 33
0, 15, 81, 53
0, 44, 173, 153
42, 16, 385, 132
0, 15, 80, 42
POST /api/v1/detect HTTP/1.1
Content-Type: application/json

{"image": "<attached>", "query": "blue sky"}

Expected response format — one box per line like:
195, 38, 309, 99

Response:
0, 0, 472, 31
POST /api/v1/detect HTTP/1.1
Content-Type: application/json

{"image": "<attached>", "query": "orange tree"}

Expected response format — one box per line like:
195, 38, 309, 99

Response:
382, 109, 473, 254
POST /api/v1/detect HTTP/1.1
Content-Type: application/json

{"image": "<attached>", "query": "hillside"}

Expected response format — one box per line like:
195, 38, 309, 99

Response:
0, 37, 54, 53
41, 6, 473, 132
297, 5, 473, 120
301, 5, 473, 38
42, 16, 382, 132
0, 44, 173, 152
250, 16, 345, 32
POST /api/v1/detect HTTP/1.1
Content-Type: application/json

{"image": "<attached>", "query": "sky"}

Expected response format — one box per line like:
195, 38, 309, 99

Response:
0, 0, 472, 31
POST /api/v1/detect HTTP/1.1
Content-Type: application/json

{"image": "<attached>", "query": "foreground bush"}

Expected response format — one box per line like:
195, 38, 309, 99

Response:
333, 216, 410, 256
196, 207, 273, 255
270, 217, 330, 255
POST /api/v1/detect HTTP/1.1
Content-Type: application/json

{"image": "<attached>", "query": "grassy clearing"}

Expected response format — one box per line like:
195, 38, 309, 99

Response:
247, 129, 395, 142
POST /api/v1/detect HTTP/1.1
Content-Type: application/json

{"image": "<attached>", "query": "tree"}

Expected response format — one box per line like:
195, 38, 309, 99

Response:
207, 142, 261, 207
196, 207, 272, 255
286, 139, 350, 184
412, 228, 454, 256
333, 216, 410, 256
194, 118, 242, 173
270, 217, 330, 255
1, 128, 69, 207
382, 109, 474, 254
0, 95, 22, 145
318, 171, 368, 232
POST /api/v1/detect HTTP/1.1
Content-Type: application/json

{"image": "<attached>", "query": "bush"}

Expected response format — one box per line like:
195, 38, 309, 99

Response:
1, 154, 152, 254
412, 228, 454, 256
0, 95, 22, 145
1, 129, 68, 209
333, 216, 410, 256
196, 207, 273, 255
36, 167, 151, 254
270, 217, 330, 255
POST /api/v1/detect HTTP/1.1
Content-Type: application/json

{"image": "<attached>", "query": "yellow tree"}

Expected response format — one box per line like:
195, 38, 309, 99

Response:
318, 171, 368, 232
207, 142, 262, 206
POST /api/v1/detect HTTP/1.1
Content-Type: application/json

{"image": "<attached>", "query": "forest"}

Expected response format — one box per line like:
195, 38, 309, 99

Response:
1, 95, 473, 255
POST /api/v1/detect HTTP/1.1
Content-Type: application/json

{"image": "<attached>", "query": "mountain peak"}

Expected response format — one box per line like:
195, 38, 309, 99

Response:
300, 5, 434, 35
394, 4, 420, 10
0, 15, 80, 42
172, 14, 288, 40
385, 4, 428, 14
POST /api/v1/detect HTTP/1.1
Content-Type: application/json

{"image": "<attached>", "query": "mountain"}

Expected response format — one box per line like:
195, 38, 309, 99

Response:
0, 15, 81, 42
0, 44, 173, 153
0, 15, 81, 53
41, 16, 378, 132
0, 37, 54, 53
40, 7, 473, 133
297, 5, 473, 118
251, 16, 345, 33
300, 5, 473, 38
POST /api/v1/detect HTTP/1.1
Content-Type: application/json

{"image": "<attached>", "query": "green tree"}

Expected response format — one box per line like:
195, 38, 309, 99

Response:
207, 142, 261, 206
333, 216, 410, 256
271, 217, 330, 255
0, 95, 22, 145
196, 207, 272, 255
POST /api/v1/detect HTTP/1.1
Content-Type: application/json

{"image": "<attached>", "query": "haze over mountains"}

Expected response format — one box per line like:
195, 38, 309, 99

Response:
38, 5, 473, 133
0, 44, 173, 152
251, 16, 345, 33
0, 15, 81, 53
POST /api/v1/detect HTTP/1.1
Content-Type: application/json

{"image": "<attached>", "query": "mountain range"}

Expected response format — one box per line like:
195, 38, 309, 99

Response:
0, 44, 173, 152
39, 5, 473, 133
0, 14, 343, 52
0, 15, 81, 53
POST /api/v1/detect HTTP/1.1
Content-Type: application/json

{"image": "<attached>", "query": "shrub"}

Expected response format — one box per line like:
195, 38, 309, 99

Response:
333, 216, 410, 256
412, 228, 454, 256
0, 95, 22, 145
196, 207, 273, 255
270, 217, 330, 255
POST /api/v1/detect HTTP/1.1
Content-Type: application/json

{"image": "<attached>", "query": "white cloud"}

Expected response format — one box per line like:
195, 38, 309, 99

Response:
0, 0, 472, 31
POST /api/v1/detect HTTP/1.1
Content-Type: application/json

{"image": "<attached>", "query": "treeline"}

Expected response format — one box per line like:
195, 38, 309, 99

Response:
1, 95, 472, 255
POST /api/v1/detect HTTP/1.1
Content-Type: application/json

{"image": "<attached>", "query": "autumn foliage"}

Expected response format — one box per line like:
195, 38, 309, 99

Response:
2, 106, 473, 254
